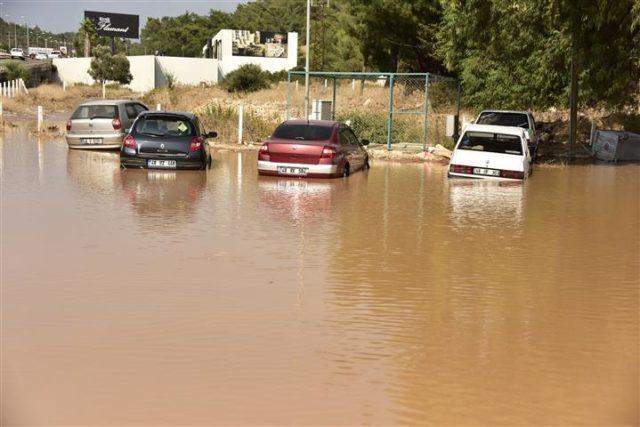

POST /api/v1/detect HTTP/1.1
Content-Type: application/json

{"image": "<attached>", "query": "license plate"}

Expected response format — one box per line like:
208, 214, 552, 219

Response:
148, 159, 177, 169
80, 138, 102, 145
277, 166, 308, 176
473, 167, 500, 177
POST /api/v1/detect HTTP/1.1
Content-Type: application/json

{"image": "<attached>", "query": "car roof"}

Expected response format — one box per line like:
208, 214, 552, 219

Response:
463, 124, 527, 137
78, 99, 143, 106
477, 110, 531, 115
140, 110, 196, 120
282, 119, 338, 127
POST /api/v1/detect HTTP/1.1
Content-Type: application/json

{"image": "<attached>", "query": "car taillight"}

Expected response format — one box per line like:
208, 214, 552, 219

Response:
321, 146, 336, 159
123, 135, 136, 149
450, 164, 474, 174
259, 143, 269, 153
112, 118, 122, 130
500, 169, 525, 179
66, 119, 72, 131
190, 136, 204, 152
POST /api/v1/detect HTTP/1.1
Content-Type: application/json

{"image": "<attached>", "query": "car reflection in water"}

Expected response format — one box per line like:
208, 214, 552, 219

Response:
447, 178, 526, 231
257, 176, 341, 224
120, 169, 207, 224
66, 148, 122, 194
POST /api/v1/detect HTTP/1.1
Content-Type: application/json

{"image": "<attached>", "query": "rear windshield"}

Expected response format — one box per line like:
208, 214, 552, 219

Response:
272, 124, 333, 141
476, 112, 529, 129
457, 131, 523, 155
72, 105, 118, 120
134, 115, 195, 137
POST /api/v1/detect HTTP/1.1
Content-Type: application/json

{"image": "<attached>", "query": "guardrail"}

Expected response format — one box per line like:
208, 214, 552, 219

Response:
1, 78, 29, 98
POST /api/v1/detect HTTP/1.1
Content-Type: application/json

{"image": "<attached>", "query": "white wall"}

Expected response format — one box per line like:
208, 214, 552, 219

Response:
53, 55, 218, 92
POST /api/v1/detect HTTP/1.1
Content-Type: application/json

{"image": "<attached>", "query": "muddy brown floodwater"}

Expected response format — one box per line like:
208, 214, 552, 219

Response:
1, 126, 639, 426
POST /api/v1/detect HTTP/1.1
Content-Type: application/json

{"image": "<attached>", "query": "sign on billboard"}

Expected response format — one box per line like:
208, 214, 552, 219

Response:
84, 11, 140, 39
232, 30, 288, 58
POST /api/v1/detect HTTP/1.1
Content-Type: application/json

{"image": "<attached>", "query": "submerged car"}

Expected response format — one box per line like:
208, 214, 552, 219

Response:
66, 100, 148, 149
474, 110, 539, 159
448, 124, 532, 181
258, 119, 370, 178
120, 111, 216, 170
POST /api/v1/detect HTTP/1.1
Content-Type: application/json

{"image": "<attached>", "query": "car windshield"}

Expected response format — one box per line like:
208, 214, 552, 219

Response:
476, 112, 530, 129
71, 105, 118, 120
135, 116, 195, 137
272, 124, 333, 141
457, 131, 523, 155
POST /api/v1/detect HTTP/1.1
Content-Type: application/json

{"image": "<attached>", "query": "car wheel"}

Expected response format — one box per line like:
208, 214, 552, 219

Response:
342, 163, 350, 177
363, 157, 370, 170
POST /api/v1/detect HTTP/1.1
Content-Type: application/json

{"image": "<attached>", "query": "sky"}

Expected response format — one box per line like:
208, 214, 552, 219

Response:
1, 0, 249, 34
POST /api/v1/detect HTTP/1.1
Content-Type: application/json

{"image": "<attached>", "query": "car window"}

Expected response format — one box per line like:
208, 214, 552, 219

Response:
346, 128, 360, 145
338, 128, 351, 145
134, 115, 195, 137
476, 112, 530, 129
134, 104, 148, 115
272, 123, 333, 141
72, 105, 118, 120
457, 131, 523, 155
125, 104, 138, 120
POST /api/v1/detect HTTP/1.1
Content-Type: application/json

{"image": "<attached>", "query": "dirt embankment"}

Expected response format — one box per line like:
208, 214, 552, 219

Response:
4, 83, 639, 163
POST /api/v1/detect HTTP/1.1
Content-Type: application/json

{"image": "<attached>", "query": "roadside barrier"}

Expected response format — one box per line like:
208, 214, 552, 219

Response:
1, 78, 29, 98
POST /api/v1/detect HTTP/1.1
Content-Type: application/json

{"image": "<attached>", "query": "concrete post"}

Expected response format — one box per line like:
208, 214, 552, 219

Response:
37, 106, 43, 132
156, 103, 161, 111
102, 81, 106, 99
352, 79, 355, 90
237, 104, 244, 145
62, 81, 66, 91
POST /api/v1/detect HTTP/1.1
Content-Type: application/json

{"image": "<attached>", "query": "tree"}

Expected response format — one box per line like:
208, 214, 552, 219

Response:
222, 64, 271, 93
88, 45, 133, 85
74, 18, 98, 57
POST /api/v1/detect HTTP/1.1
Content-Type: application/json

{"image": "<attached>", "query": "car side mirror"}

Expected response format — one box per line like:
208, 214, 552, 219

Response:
361, 139, 370, 146
125, 128, 131, 134
206, 131, 218, 138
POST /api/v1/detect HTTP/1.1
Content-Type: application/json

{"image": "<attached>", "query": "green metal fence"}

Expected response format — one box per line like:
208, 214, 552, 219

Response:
285, 71, 460, 150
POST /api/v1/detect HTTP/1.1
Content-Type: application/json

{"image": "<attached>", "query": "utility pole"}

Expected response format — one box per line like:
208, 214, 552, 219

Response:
23, 16, 28, 47
304, 0, 311, 119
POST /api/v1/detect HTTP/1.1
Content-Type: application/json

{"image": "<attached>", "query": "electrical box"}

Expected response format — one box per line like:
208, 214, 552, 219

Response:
310, 99, 333, 120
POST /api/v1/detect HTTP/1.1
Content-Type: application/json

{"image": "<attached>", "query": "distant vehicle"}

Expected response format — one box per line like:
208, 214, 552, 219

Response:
474, 110, 539, 159
258, 120, 370, 178
120, 111, 215, 170
66, 100, 149, 150
34, 52, 48, 60
10, 48, 25, 60
0, 50, 10, 59
448, 124, 532, 181
48, 50, 62, 59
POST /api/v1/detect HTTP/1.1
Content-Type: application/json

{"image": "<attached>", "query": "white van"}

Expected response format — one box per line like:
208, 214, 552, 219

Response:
448, 124, 532, 180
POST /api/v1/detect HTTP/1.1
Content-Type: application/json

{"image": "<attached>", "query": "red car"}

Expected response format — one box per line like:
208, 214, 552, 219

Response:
258, 120, 370, 178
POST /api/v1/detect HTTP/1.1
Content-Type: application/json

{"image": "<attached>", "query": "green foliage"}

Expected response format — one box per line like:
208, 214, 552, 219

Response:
3, 61, 31, 84
336, 110, 423, 146
436, 0, 639, 109
88, 45, 133, 85
222, 64, 271, 93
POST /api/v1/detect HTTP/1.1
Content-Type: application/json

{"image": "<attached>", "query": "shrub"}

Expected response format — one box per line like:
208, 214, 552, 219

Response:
222, 64, 271, 93
4, 61, 31, 84
88, 45, 132, 85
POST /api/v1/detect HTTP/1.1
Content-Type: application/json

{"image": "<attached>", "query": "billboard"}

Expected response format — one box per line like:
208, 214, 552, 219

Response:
84, 11, 139, 39
232, 31, 288, 58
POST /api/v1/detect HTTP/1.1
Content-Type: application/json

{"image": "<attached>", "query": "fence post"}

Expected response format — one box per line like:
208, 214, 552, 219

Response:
237, 103, 244, 145
156, 103, 161, 111
20, 78, 28, 94
422, 73, 430, 151
102, 81, 106, 99
387, 74, 395, 150
286, 72, 291, 120
37, 106, 43, 132
63, 80, 66, 91
1, 100, 3, 125
331, 77, 337, 120
351, 79, 355, 91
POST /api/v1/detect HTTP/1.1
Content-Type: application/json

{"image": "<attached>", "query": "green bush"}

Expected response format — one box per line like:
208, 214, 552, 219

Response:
222, 64, 271, 93
3, 61, 31, 84
337, 110, 436, 147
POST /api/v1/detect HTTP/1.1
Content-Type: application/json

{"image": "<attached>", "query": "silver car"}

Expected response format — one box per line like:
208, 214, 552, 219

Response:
66, 100, 148, 149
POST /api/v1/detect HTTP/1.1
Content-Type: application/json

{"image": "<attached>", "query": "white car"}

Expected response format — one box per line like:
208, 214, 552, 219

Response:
34, 52, 48, 60
474, 110, 539, 158
10, 48, 25, 60
448, 124, 532, 180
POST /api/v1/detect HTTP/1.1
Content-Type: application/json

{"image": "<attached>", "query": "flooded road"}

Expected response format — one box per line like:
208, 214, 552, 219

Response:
2, 127, 638, 425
